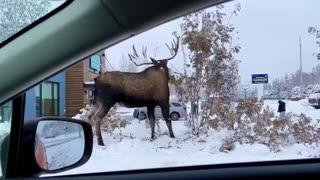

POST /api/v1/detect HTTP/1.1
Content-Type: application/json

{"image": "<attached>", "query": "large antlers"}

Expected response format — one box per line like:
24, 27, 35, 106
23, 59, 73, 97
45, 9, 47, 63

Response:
128, 35, 180, 66
128, 45, 154, 66
163, 34, 179, 61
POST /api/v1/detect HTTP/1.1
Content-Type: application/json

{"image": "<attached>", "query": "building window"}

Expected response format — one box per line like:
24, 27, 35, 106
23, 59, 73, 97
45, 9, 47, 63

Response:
36, 82, 59, 117
89, 54, 101, 74
0, 101, 12, 123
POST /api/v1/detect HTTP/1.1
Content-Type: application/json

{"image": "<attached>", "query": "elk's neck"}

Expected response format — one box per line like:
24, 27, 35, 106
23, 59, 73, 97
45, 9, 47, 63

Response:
148, 69, 169, 80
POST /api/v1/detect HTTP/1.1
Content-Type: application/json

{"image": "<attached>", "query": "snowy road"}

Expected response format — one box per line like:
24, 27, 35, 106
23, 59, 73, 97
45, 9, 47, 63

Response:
45, 137, 85, 170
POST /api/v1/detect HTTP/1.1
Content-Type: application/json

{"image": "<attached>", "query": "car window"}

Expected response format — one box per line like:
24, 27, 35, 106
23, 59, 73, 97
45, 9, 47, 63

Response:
0, 100, 11, 177
0, 0, 67, 177
308, 93, 320, 98
17, 0, 320, 177
0, 0, 67, 44
171, 103, 182, 107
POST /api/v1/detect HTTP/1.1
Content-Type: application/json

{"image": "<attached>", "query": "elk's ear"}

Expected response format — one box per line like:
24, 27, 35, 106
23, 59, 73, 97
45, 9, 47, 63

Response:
150, 57, 157, 64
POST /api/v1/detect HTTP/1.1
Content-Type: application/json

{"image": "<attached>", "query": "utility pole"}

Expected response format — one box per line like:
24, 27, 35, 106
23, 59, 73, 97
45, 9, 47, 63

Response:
299, 36, 303, 97
244, 88, 247, 101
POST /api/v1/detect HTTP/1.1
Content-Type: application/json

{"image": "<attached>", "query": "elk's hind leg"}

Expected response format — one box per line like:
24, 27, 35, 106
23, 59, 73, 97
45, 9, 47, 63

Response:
160, 104, 175, 138
147, 106, 156, 139
93, 102, 113, 146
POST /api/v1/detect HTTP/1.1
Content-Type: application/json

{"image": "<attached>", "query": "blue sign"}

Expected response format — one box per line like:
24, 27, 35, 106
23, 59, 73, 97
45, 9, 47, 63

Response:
252, 74, 268, 84
89, 55, 101, 73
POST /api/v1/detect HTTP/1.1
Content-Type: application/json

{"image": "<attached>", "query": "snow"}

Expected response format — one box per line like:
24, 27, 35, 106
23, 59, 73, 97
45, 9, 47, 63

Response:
308, 93, 320, 99
116, 106, 135, 116
72, 113, 82, 120
41, 100, 320, 177
84, 81, 95, 85
0, 122, 11, 177
264, 99, 320, 123
41, 132, 83, 145
45, 137, 85, 170
0, 122, 10, 140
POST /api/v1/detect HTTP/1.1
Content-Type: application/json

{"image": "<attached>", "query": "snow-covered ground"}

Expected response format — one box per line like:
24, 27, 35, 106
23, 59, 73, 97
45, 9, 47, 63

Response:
0, 122, 10, 177
42, 99, 320, 177
41, 132, 83, 145
116, 106, 135, 115
0, 121, 11, 137
0, 122, 11, 141
264, 99, 320, 121
45, 137, 85, 170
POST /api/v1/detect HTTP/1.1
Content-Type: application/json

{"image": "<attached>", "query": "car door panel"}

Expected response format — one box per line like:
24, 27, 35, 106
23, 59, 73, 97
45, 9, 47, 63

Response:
25, 160, 320, 179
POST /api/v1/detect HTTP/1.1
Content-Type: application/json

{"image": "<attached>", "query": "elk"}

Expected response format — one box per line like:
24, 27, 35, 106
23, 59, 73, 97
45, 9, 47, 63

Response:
88, 35, 179, 146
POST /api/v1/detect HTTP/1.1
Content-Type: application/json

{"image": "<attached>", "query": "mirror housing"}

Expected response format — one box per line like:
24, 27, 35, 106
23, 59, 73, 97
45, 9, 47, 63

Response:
16, 117, 93, 177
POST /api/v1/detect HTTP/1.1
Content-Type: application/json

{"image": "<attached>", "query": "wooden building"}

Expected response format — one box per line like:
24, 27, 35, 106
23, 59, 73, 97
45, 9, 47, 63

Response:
65, 52, 105, 117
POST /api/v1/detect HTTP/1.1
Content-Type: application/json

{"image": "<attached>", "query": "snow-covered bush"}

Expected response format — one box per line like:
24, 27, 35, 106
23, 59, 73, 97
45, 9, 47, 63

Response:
236, 99, 262, 121
100, 109, 131, 136
73, 105, 131, 136
205, 100, 320, 152
72, 104, 93, 124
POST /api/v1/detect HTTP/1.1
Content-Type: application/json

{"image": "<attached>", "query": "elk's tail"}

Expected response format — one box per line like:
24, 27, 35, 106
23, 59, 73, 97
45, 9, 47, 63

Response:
88, 79, 98, 120
92, 77, 99, 106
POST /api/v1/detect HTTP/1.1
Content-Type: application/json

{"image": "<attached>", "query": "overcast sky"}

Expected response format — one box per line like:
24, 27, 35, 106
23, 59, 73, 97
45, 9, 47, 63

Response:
105, 0, 320, 90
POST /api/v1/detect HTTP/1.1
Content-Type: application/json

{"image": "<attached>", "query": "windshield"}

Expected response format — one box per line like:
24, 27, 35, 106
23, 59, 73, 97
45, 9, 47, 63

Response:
0, 0, 67, 44
0, 0, 67, 177
9, 0, 320, 177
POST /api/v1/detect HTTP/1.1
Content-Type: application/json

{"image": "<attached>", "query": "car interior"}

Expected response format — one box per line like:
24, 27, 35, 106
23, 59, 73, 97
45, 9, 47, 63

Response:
1, 0, 320, 179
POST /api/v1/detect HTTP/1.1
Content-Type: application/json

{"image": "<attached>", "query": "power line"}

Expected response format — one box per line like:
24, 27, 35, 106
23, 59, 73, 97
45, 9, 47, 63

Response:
100, 54, 114, 71
106, 59, 114, 70
170, 63, 183, 75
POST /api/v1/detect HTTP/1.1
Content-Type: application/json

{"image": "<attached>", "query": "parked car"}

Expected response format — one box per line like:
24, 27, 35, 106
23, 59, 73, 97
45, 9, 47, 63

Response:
291, 96, 303, 101
34, 135, 48, 170
133, 102, 187, 121
2, 0, 320, 179
308, 93, 320, 109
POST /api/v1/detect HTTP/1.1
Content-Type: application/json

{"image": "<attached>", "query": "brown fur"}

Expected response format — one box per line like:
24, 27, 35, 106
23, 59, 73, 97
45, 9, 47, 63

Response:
88, 36, 179, 146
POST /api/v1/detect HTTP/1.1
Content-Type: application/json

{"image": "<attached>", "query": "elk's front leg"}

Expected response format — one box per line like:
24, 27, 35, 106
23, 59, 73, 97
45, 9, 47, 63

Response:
94, 102, 113, 146
147, 106, 156, 139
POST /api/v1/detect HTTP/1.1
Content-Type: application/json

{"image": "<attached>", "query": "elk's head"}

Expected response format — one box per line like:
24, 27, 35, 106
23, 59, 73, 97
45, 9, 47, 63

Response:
128, 35, 179, 73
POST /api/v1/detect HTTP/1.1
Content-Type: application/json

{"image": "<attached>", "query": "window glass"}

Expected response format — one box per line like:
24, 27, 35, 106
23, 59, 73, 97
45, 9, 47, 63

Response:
0, 0, 67, 44
0, 101, 12, 123
89, 55, 102, 74
53, 83, 59, 116
171, 102, 182, 107
34, 0, 320, 177
0, 101, 11, 177
36, 82, 59, 117
42, 83, 51, 116
36, 85, 41, 117
0, 0, 67, 177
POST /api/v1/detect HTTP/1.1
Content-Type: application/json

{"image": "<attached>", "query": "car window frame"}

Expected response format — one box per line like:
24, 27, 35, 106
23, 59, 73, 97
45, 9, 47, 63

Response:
5, 94, 26, 178
1, 0, 320, 178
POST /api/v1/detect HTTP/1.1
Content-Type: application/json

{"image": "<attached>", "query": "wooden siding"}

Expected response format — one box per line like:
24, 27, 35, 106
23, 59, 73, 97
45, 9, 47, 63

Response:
66, 61, 84, 117
65, 52, 105, 118
83, 56, 105, 107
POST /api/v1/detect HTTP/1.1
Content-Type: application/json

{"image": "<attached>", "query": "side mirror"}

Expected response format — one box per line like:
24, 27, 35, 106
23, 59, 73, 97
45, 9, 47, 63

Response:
17, 117, 93, 177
